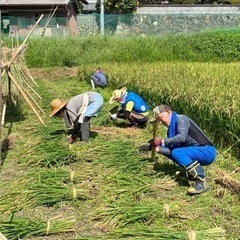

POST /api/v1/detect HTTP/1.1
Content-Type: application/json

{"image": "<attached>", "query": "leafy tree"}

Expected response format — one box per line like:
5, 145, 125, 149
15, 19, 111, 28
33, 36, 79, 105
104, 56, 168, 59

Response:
96, 0, 137, 14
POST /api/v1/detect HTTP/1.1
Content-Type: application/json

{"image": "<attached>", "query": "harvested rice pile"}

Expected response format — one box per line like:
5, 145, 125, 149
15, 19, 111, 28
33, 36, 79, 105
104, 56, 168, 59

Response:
215, 169, 240, 196
1, 43, 44, 125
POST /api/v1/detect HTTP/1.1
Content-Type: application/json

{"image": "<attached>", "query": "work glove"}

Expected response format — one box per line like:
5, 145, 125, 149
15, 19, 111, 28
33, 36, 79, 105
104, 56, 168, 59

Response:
151, 138, 163, 148
67, 135, 76, 144
138, 143, 151, 152
110, 113, 118, 120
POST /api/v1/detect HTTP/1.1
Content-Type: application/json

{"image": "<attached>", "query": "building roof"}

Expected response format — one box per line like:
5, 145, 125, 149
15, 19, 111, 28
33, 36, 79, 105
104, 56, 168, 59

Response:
82, 0, 96, 11
0, 0, 74, 6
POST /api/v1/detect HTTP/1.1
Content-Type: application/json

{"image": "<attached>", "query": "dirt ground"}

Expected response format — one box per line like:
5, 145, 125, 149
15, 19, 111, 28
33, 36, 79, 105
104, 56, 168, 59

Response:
29, 67, 79, 80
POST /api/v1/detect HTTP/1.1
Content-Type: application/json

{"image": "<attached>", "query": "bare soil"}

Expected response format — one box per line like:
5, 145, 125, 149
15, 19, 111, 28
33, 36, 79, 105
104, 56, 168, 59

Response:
29, 67, 79, 80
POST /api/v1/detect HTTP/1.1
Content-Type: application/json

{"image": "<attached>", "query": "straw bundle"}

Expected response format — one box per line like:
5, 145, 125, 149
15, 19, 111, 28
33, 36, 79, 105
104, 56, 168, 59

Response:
26, 182, 91, 207
0, 185, 30, 213
0, 215, 76, 239
0, 168, 92, 213
93, 203, 164, 228
1, 45, 37, 101
1, 39, 45, 125
215, 169, 240, 196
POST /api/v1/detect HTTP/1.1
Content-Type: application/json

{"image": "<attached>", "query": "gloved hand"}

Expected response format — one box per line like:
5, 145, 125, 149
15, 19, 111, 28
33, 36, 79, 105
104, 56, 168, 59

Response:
67, 135, 76, 144
151, 138, 162, 148
110, 113, 118, 120
138, 143, 151, 152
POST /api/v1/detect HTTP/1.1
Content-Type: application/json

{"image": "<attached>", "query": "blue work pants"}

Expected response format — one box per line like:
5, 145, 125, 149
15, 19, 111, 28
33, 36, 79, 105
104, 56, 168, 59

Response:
159, 146, 216, 167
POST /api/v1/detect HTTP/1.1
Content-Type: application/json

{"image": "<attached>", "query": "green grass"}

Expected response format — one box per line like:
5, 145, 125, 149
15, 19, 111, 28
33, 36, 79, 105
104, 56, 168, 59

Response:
21, 33, 240, 156
24, 32, 240, 68
1, 32, 240, 239
0, 67, 239, 239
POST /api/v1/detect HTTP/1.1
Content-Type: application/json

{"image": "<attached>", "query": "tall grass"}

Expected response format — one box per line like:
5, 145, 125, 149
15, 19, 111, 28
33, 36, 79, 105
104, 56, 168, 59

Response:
25, 31, 240, 68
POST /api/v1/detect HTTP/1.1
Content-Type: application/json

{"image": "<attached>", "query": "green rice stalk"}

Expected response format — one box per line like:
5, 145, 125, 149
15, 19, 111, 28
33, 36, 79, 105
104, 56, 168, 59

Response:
93, 204, 164, 228
75, 227, 225, 240
26, 167, 82, 184
26, 182, 91, 207
196, 227, 226, 240
0, 173, 91, 213
0, 180, 31, 213
0, 215, 76, 239
19, 125, 78, 167
106, 173, 152, 195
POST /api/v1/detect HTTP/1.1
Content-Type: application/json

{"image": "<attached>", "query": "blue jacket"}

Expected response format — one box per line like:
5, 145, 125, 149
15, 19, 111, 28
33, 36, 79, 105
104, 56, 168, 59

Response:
121, 92, 149, 113
93, 72, 107, 85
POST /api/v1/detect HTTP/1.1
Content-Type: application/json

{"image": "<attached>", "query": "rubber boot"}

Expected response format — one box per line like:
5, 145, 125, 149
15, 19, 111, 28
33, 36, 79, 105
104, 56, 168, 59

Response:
80, 122, 90, 142
90, 79, 95, 89
186, 161, 209, 195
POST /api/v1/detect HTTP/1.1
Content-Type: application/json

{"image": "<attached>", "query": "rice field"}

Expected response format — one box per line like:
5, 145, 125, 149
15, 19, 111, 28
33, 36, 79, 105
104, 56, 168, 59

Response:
0, 32, 240, 239
0, 62, 239, 239
79, 62, 240, 156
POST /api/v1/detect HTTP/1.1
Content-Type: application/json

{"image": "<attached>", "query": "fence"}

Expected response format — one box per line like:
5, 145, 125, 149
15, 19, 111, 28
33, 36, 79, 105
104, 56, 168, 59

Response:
77, 12, 240, 36
1, 8, 240, 38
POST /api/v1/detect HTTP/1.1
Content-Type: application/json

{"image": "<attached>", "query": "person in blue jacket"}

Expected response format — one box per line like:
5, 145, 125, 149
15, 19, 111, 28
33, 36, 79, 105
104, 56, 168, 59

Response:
90, 67, 107, 89
109, 87, 149, 128
139, 104, 217, 195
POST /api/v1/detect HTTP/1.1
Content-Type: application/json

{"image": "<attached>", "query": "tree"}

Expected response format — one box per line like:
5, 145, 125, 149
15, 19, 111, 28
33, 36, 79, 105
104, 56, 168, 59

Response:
96, 0, 137, 14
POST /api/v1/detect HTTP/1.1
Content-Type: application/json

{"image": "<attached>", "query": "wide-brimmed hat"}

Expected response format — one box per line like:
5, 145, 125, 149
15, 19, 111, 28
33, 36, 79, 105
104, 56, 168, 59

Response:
109, 87, 127, 104
49, 98, 68, 117
150, 105, 172, 122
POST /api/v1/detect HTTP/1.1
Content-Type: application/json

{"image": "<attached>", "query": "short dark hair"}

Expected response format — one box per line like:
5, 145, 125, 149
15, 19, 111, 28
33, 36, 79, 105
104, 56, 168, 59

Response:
157, 104, 172, 113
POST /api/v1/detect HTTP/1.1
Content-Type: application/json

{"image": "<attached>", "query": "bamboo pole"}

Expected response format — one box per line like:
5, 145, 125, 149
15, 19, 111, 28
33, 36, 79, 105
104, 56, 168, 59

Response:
151, 121, 158, 162
7, 14, 44, 68
8, 71, 45, 125
26, 68, 39, 87
1, 59, 7, 78
25, 90, 45, 114
1, 99, 6, 126
0, 14, 2, 166
1, 14, 45, 126
21, 75, 41, 99
0, 232, 8, 240
41, 6, 58, 38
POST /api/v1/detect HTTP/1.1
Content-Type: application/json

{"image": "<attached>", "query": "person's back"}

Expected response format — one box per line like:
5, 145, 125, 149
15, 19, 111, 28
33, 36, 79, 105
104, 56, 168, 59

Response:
122, 92, 149, 114
90, 67, 107, 89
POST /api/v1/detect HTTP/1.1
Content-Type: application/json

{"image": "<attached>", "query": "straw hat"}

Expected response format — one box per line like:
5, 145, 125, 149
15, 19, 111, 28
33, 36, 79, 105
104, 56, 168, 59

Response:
109, 87, 127, 104
49, 98, 68, 117
150, 105, 172, 122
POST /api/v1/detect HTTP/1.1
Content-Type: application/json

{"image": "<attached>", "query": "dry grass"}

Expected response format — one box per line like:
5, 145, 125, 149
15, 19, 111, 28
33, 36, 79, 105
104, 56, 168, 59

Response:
215, 169, 240, 196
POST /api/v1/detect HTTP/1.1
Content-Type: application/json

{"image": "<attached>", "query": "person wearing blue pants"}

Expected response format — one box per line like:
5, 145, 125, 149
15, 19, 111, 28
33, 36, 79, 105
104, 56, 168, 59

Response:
139, 104, 216, 195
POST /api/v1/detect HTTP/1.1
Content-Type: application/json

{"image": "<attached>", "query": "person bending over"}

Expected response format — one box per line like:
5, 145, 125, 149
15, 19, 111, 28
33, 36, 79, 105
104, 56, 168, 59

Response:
49, 92, 103, 143
109, 87, 149, 128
